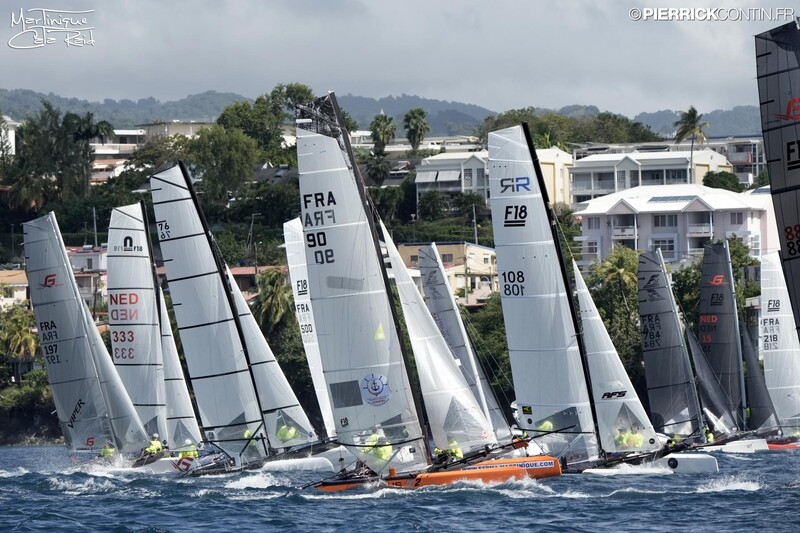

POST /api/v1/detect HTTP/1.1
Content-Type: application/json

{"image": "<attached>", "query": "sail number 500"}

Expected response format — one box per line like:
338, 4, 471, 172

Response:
502, 270, 525, 296
306, 231, 335, 264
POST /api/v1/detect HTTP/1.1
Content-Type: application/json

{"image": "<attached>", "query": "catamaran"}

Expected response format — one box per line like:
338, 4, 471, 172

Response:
488, 123, 717, 474
296, 93, 561, 491
149, 161, 343, 474
755, 19, 800, 447
24, 212, 150, 465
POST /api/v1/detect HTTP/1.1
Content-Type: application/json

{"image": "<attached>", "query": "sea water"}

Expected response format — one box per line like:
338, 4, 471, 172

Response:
0, 446, 797, 532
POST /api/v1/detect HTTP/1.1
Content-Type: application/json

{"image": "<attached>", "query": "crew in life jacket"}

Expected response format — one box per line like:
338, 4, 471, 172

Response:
363, 429, 393, 462
179, 439, 199, 459
537, 419, 554, 433
277, 424, 299, 443
98, 442, 115, 459
144, 433, 163, 455
704, 426, 715, 443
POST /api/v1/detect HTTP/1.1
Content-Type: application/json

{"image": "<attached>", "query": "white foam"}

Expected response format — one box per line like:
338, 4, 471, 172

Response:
0, 467, 29, 478
696, 475, 762, 493
224, 471, 286, 490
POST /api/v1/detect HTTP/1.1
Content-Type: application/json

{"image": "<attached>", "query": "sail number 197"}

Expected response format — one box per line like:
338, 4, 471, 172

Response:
502, 270, 525, 296
306, 231, 335, 264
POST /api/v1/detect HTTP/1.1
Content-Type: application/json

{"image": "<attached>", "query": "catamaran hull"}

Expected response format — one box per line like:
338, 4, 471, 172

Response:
132, 456, 199, 474
583, 453, 719, 475
698, 439, 770, 454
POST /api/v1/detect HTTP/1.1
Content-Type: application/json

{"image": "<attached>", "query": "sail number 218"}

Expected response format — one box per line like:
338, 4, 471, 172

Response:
306, 231, 335, 264
502, 270, 525, 296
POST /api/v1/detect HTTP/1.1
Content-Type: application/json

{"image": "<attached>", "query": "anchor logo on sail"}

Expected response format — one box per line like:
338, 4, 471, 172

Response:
361, 373, 391, 406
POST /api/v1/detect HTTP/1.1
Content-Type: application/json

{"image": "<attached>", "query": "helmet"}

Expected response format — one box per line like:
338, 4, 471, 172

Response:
185, 439, 192, 445
152, 433, 159, 439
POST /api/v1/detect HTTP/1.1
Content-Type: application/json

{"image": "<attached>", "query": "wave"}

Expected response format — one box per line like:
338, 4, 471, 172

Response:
696, 475, 762, 493
0, 467, 30, 478
224, 472, 287, 490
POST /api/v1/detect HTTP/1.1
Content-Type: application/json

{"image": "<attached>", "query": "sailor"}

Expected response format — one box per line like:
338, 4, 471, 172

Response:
704, 426, 715, 443
614, 428, 628, 447
144, 433, 163, 455
447, 438, 463, 460
537, 419, 554, 433
98, 442, 115, 459
277, 424, 299, 443
363, 430, 393, 462
180, 439, 199, 459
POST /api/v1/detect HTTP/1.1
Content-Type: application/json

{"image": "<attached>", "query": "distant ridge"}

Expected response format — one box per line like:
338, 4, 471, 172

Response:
0, 88, 761, 137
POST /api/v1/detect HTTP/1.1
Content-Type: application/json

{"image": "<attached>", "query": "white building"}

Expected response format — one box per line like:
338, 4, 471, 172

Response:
569, 149, 732, 206
0, 270, 28, 308
416, 148, 573, 206
574, 184, 776, 268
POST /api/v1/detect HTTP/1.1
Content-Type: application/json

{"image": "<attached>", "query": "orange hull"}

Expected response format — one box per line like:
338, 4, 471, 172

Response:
315, 455, 562, 492
768, 442, 800, 450
470, 456, 563, 479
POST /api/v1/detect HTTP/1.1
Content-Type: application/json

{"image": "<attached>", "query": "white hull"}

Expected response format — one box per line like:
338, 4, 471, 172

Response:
131, 456, 198, 475
698, 439, 770, 454
260, 445, 358, 473
584, 453, 719, 475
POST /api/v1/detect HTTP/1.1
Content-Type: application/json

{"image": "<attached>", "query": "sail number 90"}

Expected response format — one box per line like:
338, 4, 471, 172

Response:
502, 270, 525, 296
306, 231, 335, 264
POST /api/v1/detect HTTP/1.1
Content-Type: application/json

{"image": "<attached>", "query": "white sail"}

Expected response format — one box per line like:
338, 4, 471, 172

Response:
488, 124, 597, 462
418, 243, 511, 442
283, 218, 337, 439
296, 94, 427, 475
107, 203, 168, 441
24, 212, 148, 453
150, 163, 268, 464
760, 252, 800, 430
573, 261, 660, 454
382, 222, 497, 453
225, 267, 318, 449
158, 288, 203, 447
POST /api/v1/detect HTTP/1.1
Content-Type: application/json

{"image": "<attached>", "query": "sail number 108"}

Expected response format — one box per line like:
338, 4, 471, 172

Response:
306, 231, 335, 264
502, 270, 525, 296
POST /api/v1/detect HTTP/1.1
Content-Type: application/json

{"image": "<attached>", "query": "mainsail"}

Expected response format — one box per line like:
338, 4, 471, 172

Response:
283, 218, 337, 439
24, 212, 148, 453
741, 326, 779, 432
488, 124, 598, 462
760, 252, 800, 430
755, 19, 800, 331
573, 262, 660, 454
637, 250, 704, 441
686, 330, 738, 437
107, 203, 169, 440
150, 162, 268, 464
382, 222, 497, 453
296, 93, 428, 475
418, 243, 511, 442
698, 242, 747, 428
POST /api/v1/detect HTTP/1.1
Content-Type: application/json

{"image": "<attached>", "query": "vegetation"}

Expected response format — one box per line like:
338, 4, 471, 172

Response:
369, 113, 396, 154
403, 107, 431, 153
703, 170, 746, 193
673, 105, 709, 180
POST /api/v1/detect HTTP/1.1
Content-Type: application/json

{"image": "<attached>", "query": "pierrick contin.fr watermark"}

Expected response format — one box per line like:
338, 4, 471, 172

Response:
629, 7, 795, 22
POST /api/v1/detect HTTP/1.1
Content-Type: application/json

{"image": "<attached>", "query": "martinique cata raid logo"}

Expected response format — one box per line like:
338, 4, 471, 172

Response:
361, 373, 391, 406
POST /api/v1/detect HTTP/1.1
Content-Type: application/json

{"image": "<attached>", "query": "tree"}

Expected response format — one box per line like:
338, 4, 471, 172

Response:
0, 113, 12, 182
673, 106, 709, 182
0, 303, 38, 383
451, 192, 487, 223
369, 185, 404, 224
369, 113, 396, 154
751, 169, 769, 189
417, 190, 449, 221
366, 153, 391, 186
250, 268, 294, 335
403, 107, 430, 153
703, 170, 745, 193
340, 108, 359, 133
588, 245, 639, 313
187, 125, 259, 206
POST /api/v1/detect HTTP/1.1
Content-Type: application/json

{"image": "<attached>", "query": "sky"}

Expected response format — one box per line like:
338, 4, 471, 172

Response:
0, 0, 796, 118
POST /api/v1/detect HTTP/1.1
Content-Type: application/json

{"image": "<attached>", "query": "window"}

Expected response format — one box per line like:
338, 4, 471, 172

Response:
585, 240, 598, 255
87, 258, 93, 270
410, 254, 418, 267
731, 212, 743, 225
750, 235, 761, 256
587, 217, 600, 230
476, 168, 485, 186
653, 214, 677, 227
575, 195, 592, 203
652, 238, 675, 259
666, 169, 688, 184
2, 287, 13, 298
442, 253, 454, 264
483, 257, 489, 264
464, 168, 473, 186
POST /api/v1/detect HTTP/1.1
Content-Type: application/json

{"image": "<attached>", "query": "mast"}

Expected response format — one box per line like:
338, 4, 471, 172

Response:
521, 123, 602, 452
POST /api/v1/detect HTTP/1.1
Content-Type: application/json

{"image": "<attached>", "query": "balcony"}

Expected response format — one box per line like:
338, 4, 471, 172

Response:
687, 223, 712, 237
612, 226, 636, 238
688, 248, 704, 256
728, 152, 753, 164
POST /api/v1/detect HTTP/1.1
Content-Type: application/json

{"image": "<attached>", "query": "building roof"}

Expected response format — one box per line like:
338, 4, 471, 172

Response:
575, 184, 765, 216
423, 150, 488, 163
573, 149, 722, 165
0, 270, 27, 285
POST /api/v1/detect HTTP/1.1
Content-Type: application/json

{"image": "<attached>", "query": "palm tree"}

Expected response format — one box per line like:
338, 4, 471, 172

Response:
403, 107, 430, 154
366, 153, 391, 186
0, 303, 38, 382
250, 268, 294, 336
369, 113, 396, 154
673, 106, 709, 182
592, 246, 638, 313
